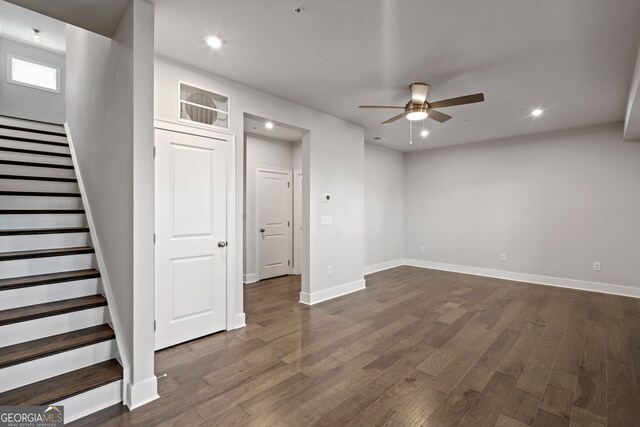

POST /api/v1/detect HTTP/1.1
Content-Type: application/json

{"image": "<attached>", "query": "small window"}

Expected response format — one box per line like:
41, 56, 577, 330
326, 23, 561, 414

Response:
7, 54, 60, 93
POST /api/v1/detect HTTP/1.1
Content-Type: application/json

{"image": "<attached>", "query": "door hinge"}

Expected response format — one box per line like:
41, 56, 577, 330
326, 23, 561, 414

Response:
288, 260, 291, 266
154, 320, 157, 331
153, 146, 156, 157
288, 221, 290, 227
153, 233, 156, 244
287, 181, 290, 188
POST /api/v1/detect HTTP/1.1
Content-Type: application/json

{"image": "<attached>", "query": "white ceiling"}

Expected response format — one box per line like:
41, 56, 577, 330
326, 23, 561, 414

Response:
6, 0, 130, 38
244, 114, 306, 143
152, 0, 640, 152
0, 1, 66, 52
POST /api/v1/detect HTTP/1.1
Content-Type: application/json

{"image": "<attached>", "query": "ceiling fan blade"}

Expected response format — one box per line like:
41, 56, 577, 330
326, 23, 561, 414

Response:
429, 93, 485, 109
428, 109, 452, 123
359, 105, 404, 109
381, 111, 408, 124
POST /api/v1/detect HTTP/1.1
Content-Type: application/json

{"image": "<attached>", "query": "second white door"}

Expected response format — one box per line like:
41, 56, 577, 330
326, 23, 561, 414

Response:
257, 168, 292, 280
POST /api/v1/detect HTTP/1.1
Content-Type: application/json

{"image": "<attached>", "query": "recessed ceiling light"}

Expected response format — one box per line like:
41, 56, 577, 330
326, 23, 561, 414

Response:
265, 121, 274, 129
33, 29, 40, 42
420, 130, 429, 137
206, 36, 224, 49
531, 109, 543, 117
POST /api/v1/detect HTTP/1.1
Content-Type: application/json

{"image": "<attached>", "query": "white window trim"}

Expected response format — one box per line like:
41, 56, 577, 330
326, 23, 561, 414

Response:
6, 53, 61, 94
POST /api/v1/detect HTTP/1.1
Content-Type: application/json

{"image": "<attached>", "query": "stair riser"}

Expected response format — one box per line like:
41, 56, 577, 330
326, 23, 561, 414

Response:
0, 214, 86, 230
0, 128, 67, 145
0, 279, 100, 310
0, 233, 90, 252
0, 339, 116, 393
0, 254, 94, 279
0, 307, 109, 347
0, 164, 76, 179
0, 139, 71, 155
0, 117, 65, 134
0, 151, 74, 166
55, 379, 123, 424
0, 179, 79, 192
0, 196, 83, 210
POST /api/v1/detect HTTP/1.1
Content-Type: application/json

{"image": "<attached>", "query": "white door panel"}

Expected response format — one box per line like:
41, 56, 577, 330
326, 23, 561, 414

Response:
155, 128, 227, 350
258, 169, 292, 280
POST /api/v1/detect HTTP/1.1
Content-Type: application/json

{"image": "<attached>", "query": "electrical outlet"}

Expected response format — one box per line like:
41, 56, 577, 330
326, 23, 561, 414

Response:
420, 246, 425, 253
500, 253, 507, 262
327, 265, 332, 275
593, 262, 602, 272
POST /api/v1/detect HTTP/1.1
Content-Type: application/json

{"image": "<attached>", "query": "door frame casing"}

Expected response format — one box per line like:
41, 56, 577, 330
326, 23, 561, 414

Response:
255, 165, 293, 281
153, 119, 237, 334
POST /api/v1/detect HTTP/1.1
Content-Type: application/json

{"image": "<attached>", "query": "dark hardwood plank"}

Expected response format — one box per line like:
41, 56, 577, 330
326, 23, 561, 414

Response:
0, 174, 77, 183
0, 246, 94, 262
0, 269, 100, 291
0, 295, 107, 325
0, 359, 121, 406
0, 324, 114, 368
0, 227, 89, 237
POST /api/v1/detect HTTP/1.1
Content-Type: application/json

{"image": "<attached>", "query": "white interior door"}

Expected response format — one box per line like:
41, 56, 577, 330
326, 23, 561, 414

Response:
258, 168, 292, 280
155, 128, 227, 350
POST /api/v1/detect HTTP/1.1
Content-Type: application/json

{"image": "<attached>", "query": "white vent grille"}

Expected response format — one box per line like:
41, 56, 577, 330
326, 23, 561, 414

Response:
178, 82, 229, 129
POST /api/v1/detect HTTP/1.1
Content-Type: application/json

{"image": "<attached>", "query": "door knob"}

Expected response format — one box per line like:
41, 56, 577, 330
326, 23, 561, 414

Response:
260, 228, 265, 233
218, 241, 227, 248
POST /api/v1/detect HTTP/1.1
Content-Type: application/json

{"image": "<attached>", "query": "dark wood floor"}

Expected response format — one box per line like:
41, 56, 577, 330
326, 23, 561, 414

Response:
73, 266, 640, 426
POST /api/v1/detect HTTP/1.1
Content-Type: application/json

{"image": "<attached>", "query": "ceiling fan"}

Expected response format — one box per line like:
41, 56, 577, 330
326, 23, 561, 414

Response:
359, 82, 484, 124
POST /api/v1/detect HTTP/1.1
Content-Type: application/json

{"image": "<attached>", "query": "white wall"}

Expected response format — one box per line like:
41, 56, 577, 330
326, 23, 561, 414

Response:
243, 134, 294, 282
404, 122, 640, 289
0, 37, 65, 123
155, 56, 365, 308
65, 0, 156, 409
364, 142, 405, 271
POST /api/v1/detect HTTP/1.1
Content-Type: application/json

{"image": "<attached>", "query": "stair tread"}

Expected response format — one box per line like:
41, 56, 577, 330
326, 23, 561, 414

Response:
0, 269, 100, 291
0, 174, 77, 183
0, 359, 122, 406
0, 294, 107, 326
0, 246, 94, 262
0, 190, 81, 197
0, 227, 90, 236
0, 146, 71, 157
0, 123, 66, 137
0, 159, 74, 169
0, 209, 85, 214
0, 325, 114, 369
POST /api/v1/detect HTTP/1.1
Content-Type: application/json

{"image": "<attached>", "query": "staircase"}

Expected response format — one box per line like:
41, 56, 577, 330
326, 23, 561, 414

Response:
0, 116, 123, 422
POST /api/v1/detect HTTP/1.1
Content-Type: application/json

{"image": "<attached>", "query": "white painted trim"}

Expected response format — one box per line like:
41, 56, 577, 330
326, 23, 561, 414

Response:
243, 273, 259, 284
56, 380, 122, 424
233, 313, 246, 329
404, 259, 640, 299
364, 259, 405, 275
0, 34, 66, 55
127, 375, 159, 410
7, 53, 61, 93
65, 123, 131, 400
299, 278, 366, 305
154, 118, 232, 138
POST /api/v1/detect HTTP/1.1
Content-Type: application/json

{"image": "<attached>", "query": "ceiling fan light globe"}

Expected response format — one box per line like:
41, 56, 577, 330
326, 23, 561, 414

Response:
406, 111, 428, 121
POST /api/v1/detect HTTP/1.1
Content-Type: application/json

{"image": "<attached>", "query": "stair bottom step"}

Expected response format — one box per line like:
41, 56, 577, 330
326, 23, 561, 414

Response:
0, 359, 122, 406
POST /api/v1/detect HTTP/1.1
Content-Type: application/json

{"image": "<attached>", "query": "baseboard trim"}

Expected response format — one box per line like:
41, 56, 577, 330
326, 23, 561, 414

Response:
404, 258, 640, 299
364, 259, 405, 275
243, 273, 259, 284
299, 278, 366, 305
126, 375, 159, 410
233, 313, 246, 329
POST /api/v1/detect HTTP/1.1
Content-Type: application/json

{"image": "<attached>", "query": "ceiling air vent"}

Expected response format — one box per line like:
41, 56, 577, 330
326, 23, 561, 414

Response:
178, 81, 229, 129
